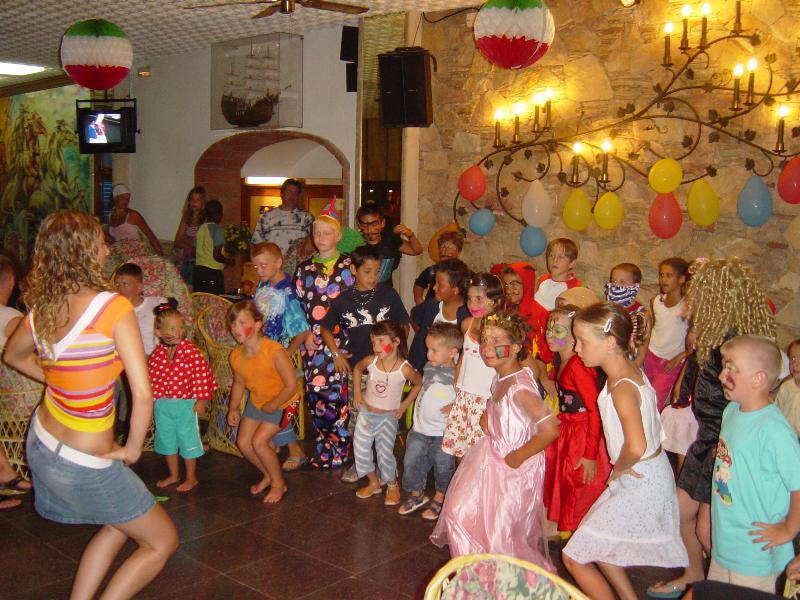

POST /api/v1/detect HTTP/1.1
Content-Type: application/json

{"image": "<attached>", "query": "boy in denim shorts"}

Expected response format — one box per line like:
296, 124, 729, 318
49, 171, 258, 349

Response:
398, 323, 462, 521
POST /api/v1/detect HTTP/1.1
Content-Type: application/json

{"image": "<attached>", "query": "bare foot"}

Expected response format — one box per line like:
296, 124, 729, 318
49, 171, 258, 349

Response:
262, 485, 287, 504
176, 478, 199, 493
0, 498, 22, 511
250, 476, 271, 496
156, 476, 180, 488
647, 579, 691, 595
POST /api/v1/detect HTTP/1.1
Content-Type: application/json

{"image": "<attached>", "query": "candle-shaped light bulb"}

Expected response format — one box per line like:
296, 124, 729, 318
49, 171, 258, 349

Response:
493, 109, 506, 148
663, 22, 674, 66
544, 88, 554, 128
530, 93, 545, 133
599, 139, 612, 183
776, 104, 789, 153
699, 3, 711, 49
680, 4, 691, 50
512, 102, 525, 143
745, 58, 757, 105
733, 0, 742, 34
731, 63, 743, 110
570, 142, 583, 184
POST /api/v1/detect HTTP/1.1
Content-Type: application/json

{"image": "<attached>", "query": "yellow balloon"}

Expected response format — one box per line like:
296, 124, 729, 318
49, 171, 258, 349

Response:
594, 191, 624, 229
687, 179, 720, 226
649, 158, 683, 194
563, 188, 592, 231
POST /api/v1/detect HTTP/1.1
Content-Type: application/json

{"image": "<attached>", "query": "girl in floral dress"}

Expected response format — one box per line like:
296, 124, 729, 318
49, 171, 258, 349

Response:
294, 215, 355, 468
442, 273, 504, 458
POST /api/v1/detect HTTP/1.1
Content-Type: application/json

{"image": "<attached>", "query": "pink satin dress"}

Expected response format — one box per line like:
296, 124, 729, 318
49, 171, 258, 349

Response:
430, 367, 554, 571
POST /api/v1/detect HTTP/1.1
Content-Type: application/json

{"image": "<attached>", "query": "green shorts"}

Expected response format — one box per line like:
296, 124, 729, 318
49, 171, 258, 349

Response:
154, 398, 205, 459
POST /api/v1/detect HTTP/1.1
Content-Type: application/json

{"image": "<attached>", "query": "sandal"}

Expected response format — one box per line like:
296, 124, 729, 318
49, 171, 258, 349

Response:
0, 475, 32, 495
421, 499, 443, 521
646, 583, 686, 599
398, 493, 430, 516
282, 456, 308, 472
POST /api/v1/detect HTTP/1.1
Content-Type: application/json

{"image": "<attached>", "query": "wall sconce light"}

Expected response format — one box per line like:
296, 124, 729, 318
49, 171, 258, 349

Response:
776, 104, 790, 153
493, 108, 507, 149
699, 3, 711, 50
731, 63, 743, 111
570, 142, 583, 184
663, 22, 674, 67
544, 88, 554, 128
619, 0, 640, 7
733, 0, 742, 34
599, 138, 613, 183
137, 66, 152, 78
531, 93, 545, 133
745, 58, 757, 105
680, 4, 691, 51
511, 102, 526, 143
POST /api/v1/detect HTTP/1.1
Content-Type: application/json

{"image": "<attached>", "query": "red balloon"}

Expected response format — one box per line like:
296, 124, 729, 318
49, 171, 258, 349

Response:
778, 156, 800, 205
649, 192, 682, 239
458, 165, 487, 202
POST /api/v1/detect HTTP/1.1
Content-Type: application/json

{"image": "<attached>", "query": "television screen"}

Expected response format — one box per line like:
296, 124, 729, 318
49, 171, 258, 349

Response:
77, 106, 136, 154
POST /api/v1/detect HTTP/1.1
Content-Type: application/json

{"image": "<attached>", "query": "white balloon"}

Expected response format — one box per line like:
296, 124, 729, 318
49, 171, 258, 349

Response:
521, 179, 554, 227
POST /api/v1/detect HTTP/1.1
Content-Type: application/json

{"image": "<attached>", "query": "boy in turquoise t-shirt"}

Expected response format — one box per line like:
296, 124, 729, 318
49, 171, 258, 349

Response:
710, 335, 800, 594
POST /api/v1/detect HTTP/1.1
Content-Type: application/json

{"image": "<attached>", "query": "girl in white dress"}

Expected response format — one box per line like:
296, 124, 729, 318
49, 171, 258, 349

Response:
562, 302, 687, 600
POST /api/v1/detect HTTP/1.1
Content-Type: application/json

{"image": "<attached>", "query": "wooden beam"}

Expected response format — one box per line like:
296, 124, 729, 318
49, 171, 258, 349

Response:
0, 73, 73, 98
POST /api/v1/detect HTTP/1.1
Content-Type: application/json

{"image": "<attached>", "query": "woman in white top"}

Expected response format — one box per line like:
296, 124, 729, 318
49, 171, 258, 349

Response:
107, 184, 164, 256
562, 302, 687, 600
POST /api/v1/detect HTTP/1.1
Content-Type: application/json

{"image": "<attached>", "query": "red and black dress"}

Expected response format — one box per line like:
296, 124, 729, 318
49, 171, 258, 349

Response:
544, 355, 611, 532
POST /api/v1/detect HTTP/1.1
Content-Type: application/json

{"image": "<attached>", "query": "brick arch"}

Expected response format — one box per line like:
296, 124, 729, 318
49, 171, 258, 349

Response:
194, 130, 349, 223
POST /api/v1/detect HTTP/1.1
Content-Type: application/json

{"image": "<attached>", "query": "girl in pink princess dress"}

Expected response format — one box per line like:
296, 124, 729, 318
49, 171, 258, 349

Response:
430, 311, 560, 570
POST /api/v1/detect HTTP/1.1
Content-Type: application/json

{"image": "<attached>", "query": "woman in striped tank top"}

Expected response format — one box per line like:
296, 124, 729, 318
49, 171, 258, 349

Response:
4, 211, 178, 599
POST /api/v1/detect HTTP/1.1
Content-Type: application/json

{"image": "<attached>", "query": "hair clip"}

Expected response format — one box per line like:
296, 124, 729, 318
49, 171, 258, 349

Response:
154, 297, 178, 315
603, 318, 613, 333
567, 310, 577, 318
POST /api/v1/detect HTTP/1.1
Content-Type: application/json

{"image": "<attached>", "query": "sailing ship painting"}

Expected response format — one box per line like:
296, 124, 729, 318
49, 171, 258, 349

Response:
221, 42, 281, 127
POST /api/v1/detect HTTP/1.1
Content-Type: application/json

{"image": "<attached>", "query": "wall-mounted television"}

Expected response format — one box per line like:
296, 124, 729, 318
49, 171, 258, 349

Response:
76, 100, 137, 154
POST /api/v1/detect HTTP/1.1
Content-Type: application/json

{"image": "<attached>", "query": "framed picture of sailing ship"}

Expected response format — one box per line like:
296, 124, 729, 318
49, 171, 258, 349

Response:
210, 33, 303, 130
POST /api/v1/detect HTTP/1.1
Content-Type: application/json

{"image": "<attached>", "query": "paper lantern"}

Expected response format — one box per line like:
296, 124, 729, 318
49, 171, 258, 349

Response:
458, 165, 487, 201
469, 209, 496, 236
648, 193, 682, 239
648, 158, 683, 194
520, 225, 547, 256
737, 176, 772, 227
473, 0, 555, 70
521, 179, 554, 227
687, 179, 720, 226
562, 188, 592, 231
778, 156, 800, 205
61, 20, 133, 90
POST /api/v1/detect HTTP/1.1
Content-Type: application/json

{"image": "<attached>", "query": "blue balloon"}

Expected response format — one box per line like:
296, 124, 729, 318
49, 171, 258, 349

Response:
737, 175, 772, 227
469, 208, 495, 236
520, 225, 547, 257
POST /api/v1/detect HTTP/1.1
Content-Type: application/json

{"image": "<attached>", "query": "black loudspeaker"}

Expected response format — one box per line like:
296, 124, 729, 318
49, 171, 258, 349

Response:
340, 26, 359, 62
346, 62, 357, 92
378, 47, 434, 128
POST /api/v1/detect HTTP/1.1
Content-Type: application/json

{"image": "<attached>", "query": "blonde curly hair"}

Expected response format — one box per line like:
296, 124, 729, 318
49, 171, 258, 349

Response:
24, 211, 109, 354
685, 257, 775, 365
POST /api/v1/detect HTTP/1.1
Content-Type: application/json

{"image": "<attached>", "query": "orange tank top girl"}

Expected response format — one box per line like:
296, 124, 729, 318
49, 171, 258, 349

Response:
28, 292, 132, 433
229, 337, 289, 410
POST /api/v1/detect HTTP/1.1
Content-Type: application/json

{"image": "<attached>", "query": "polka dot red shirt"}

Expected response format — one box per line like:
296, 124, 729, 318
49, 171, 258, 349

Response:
147, 339, 216, 401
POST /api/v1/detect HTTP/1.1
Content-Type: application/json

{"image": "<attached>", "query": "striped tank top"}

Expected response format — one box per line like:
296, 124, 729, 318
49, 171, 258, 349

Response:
29, 292, 133, 433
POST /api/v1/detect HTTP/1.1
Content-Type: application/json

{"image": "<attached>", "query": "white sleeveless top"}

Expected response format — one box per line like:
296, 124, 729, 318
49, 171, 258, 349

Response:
648, 296, 688, 359
455, 331, 495, 397
597, 375, 665, 464
364, 357, 410, 411
434, 301, 458, 325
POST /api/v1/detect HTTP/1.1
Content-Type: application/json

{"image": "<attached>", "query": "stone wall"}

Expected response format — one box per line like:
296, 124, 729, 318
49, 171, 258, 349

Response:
417, 0, 800, 346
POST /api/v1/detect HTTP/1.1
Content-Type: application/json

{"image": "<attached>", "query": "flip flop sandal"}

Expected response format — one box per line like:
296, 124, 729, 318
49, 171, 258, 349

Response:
281, 457, 308, 472
421, 499, 443, 521
0, 475, 31, 496
646, 583, 686, 599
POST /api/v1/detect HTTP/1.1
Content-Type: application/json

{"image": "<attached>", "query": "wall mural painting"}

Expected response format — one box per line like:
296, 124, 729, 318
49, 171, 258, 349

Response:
0, 86, 91, 262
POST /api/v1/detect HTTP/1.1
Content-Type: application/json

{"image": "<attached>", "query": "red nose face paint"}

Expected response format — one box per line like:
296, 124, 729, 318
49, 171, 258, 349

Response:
495, 345, 511, 358
242, 325, 254, 338
382, 343, 394, 353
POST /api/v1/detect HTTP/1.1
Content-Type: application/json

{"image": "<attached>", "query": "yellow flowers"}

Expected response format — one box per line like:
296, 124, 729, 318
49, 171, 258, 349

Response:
224, 222, 251, 256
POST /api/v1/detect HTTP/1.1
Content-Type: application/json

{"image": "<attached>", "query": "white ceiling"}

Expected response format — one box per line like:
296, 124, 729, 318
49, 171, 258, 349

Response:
0, 0, 470, 77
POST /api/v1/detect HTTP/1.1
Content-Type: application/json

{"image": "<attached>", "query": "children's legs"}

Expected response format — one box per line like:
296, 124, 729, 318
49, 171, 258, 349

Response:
561, 554, 616, 600
156, 454, 180, 488
251, 422, 286, 503
596, 562, 638, 600
401, 431, 432, 494
650, 487, 705, 592
431, 437, 455, 504
353, 409, 377, 481
175, 458, 198, 492
373, 414, 398, 485
236, 417, 270, 494
696, 501, 711, 553
71, 504, 178, 600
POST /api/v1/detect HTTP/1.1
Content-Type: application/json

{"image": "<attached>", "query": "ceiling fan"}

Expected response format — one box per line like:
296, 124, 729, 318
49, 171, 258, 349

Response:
183, 0, 368, 18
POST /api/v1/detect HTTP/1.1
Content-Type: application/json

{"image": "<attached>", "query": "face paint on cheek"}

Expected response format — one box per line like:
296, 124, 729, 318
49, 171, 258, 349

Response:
382, 343, 393, 353
242, 325, 254, 338
470, 306, 487, 317
548, 337, 568, 348
494, 345, 511, 358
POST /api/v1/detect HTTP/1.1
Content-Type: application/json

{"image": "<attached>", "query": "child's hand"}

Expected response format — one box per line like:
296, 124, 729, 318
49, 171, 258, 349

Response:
750, 519, 795, 550
303, 331, 319, 352
541, 378, 558, 400
439, 403, 454, 415
227, 409, 240, 428
395, 408, 406, 419
194, 399, 207, 415
504, 450, 524, 469
608, 467, 642, 482
333, 354, 351, 375
99, 442, 141, 465
663, 355, 684, 373
353, 394, 362, 409
574, 457, 597, 484
479, 410, 488, 434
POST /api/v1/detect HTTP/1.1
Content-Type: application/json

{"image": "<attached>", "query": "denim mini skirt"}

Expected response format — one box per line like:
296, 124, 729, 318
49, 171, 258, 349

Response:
26, 419, 155, 525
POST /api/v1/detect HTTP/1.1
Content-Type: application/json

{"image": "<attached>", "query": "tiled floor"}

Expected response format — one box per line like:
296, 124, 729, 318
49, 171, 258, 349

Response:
1, 448, 681, 599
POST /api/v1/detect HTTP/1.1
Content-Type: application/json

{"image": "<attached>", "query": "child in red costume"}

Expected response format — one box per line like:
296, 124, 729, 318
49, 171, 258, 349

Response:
543, 305, 611, 534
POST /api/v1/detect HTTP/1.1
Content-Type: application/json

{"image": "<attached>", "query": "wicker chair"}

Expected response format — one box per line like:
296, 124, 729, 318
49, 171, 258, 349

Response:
424, 554, 589, 600
0, 362, 44, 477
190, 292, 233, 359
